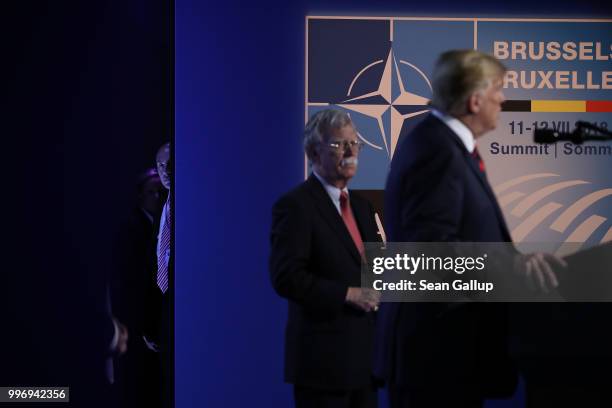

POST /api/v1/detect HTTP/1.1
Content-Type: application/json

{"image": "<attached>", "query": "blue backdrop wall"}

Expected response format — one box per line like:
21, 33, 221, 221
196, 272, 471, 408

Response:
175, 1, 610, 407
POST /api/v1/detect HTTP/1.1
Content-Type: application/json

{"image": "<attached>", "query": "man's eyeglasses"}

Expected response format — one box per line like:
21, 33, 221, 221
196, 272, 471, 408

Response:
325, 140, 364, 152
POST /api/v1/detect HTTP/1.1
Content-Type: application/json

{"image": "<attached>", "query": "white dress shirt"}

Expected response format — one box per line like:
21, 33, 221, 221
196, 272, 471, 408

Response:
313, 170, 349, 215
431, 109, 476, 153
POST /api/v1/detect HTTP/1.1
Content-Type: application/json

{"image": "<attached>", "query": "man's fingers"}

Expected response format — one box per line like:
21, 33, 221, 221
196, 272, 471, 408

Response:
535, 269, 549, 293
532, 253, 559, 291
349, 288, 380, 312
524, 258, 535, 291
361, 298, 379, 312
360, 302, 373, 312
120, 324, 128, 339
531, 256, 548, 293
538, 255, 559, 289
543, 253, 568, 269
361, 289, 380, 304
368, 290, 381, 309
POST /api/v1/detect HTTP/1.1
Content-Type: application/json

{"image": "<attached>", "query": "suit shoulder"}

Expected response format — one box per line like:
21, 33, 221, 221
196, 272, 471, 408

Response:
272, 180, 312, 210
392, 116, 462, 167
412, 116, 459, 148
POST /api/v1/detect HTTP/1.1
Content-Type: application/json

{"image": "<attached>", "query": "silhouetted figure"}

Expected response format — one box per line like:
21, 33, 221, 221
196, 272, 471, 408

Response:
112, 168, 165, 408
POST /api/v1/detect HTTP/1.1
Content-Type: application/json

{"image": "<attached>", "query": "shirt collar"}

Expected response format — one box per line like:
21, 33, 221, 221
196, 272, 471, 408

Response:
312, 170, 348, 202
431, 109, 476, 153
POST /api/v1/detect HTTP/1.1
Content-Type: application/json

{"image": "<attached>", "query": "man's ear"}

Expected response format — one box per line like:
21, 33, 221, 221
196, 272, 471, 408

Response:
467, 92, 481, 114
309, 147, 320, 166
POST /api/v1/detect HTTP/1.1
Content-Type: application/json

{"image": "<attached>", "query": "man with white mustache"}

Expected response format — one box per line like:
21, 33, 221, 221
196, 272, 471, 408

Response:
270, 109, 381, 408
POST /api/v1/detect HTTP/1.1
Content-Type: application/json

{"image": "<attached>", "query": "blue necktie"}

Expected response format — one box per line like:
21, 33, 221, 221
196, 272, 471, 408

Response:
157, 200, 170, 293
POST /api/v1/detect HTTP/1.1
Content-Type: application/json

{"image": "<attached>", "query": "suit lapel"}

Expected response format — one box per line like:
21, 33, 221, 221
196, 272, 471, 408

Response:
463, 152, 512, 241
436, 118, 512, 241
349, 193, 376, 243
305, 176, 362, 264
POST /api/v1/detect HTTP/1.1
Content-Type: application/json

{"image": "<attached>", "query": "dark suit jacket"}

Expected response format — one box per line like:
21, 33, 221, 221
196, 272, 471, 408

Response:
111, 207, 165, 407
113, 207, 156, 334
270, 175, 381, 390
146, 201, 171, 351
376, 114, 516, 396
146, 199, 173, 408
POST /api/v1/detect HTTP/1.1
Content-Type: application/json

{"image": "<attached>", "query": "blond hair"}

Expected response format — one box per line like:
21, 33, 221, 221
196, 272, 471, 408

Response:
430, 49, 506, 116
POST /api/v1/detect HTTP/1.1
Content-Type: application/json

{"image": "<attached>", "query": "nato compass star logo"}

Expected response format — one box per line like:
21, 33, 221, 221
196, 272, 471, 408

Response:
310, 46, 432, 160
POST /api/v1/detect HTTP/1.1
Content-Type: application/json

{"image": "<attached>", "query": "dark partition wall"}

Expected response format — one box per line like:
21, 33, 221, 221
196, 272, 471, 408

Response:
5, 2, 170, 406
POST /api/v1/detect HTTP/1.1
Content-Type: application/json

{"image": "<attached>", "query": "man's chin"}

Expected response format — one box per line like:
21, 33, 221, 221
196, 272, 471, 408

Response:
339, 168, 357, 179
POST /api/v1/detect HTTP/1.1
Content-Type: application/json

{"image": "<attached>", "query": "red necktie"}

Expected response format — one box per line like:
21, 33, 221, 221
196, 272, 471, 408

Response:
472, 146, 486, 173
340, 191, 364, 256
